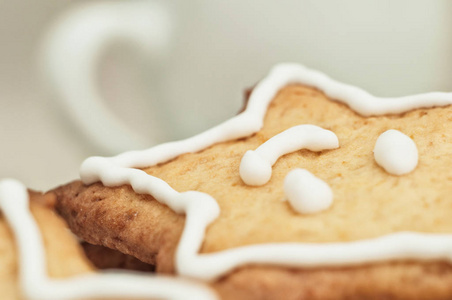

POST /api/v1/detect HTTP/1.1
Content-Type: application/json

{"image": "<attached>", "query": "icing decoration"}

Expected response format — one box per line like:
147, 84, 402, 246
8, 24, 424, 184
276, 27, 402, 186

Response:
0, 179, 218, 300
80, 63, 452, 282
239, 124, 339, 186
284, 168, 333, 214
373, 129, 419, 175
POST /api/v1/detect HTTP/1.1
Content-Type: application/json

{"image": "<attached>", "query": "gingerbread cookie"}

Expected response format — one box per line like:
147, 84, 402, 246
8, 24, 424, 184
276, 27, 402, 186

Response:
53, 64, 452, 299
0, 179, 216, 299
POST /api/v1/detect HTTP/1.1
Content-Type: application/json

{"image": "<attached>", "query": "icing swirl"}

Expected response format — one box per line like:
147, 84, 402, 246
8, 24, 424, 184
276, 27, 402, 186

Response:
239, 124, 339, 186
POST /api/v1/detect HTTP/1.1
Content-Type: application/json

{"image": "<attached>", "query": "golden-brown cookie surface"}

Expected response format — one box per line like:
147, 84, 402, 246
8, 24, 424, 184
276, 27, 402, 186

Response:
54, 84, 452, 299
81, 242, 155, 272
213, 262, 452, 300
152, 85, 452, 251
54, 180, 184, 273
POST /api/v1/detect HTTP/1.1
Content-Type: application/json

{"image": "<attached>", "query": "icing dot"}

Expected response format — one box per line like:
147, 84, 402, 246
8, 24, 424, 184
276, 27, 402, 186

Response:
373, 129, 418, 175
283, 169, 333, 214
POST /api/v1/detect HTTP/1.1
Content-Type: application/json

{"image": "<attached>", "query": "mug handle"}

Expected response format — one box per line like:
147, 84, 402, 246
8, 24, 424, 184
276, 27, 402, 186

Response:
40, 1, 171, 155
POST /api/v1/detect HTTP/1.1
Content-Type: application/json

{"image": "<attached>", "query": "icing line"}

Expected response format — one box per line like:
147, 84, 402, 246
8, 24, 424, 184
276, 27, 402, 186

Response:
0, 179, 218, 300
239, 124, 339, 186
80, 63, 452, 281
95, 63, 452, 170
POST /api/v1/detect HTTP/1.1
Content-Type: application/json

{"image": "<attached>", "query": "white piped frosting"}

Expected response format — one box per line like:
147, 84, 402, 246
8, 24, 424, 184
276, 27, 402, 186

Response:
239, 125, 339, 186
284, 169, 333, 214
0, 179, 218, 300
78, 63, 452, 282
373, 129, 419, 175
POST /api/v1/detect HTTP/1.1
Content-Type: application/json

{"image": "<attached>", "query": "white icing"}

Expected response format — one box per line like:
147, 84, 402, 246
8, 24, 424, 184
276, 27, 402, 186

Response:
373, 129, 419, 175
79, 63, 452, 282
284, 169, 333, 214
0, 179, 218, 300
239, 125, 339, 186
261, 64, 452, 117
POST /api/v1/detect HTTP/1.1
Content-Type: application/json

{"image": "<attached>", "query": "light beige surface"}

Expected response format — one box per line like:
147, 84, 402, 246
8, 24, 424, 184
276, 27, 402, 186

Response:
0, 193, 93, 300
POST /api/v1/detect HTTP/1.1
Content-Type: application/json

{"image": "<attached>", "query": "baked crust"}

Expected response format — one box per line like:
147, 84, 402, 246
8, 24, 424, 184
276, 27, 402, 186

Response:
53, 84, 452, 299
213, 262, 452, 300
54, 180, 183, 273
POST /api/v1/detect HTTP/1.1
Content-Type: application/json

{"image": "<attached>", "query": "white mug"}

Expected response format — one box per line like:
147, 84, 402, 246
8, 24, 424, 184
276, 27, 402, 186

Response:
41, 1, 172, 155
41, 0, 452, 156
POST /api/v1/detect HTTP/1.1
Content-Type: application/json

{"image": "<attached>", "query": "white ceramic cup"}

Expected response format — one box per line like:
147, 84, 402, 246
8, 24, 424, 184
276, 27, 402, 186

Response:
41, 1, 172, 154
41, 0, 452, 156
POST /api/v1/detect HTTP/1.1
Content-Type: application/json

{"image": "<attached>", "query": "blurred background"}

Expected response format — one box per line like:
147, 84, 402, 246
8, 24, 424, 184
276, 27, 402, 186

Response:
1, 0, 451, 190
